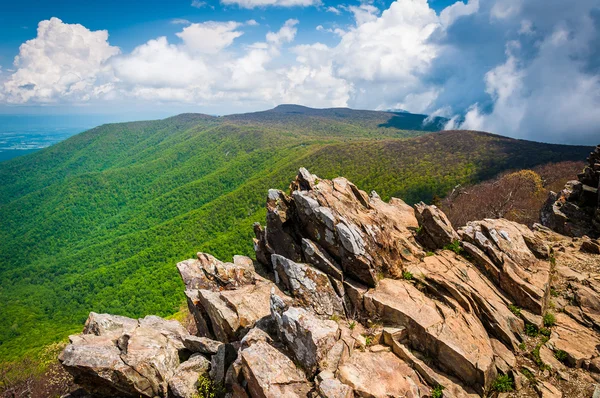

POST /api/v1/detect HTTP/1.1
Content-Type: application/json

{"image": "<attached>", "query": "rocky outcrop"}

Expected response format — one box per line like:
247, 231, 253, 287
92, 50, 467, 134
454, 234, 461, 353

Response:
458, 218, 551, 315
61, 168, 600, 398
178, 252, 289, 342
59, 314, 219, 398
254, 168, 422, 287
363, 278, 496, 392
541, 145, 600, 238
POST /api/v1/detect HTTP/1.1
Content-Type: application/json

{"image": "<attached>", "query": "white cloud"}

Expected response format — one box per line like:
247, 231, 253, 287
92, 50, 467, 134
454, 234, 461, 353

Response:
326, 6, 340, 15
220, 0, 320, 8
459, 19, 600, 144
191, 0, 206, 8
171, 18, 191, 25
490, 0, 522, 20
176, 21, 243, 54
439, 0, 478, 27
245, 19, 259, 26
266, 19, 298, 46
2, 17, 119, 104
347, 4, 380, 25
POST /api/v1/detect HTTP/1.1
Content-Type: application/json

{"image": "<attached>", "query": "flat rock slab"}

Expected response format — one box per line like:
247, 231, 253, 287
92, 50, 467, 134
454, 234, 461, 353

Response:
548, 313, 600, 367
459, 219, 551, 315
240, 341, 312, 398
364, 278, 496, 392
337, 348, 427, 398
408, 251, 523, 349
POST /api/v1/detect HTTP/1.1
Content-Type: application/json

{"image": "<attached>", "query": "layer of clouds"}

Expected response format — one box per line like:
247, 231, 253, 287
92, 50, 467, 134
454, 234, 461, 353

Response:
1, 0, 600, 144
220, 0, 320, 8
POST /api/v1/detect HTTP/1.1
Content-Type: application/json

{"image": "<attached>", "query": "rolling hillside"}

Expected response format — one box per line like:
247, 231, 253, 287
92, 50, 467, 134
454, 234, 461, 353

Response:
0, 106, 591, 364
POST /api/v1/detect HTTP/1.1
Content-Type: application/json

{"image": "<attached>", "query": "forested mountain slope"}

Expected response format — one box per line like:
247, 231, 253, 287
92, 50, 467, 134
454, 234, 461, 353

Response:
0, 106, 591, 363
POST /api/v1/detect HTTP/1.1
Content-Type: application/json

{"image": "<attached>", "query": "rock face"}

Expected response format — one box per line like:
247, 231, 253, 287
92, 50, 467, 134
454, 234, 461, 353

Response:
61, 168, 600, 398
363, 278, 496, 392
178, 252, 288, 342
59, 313, 218, 398
458, 218, 551, 315
254, 168, 422, 287
541, 145, 600, 238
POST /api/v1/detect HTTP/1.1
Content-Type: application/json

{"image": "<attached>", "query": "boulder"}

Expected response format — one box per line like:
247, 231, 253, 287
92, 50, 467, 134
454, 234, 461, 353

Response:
182, 335, 222, 355
178, 253, 269, 339
240, 341, 312, 398
168, 354, 210, 398
573, 281, 600, 328
59, 314, 199, 398
191, 276, 287, 342
337, 348, 428, 398
363, 278, 496, 392
82, 312, 138, 338
317, 377, 353, 398
177, 253, 256, 291
272, 254, 344, 316
491, 339, 516, 374
388, 338, 479, 398
271, 303, 340, 376
581, 237, 600, 254
414, 202, 460, 250
209, 343, 238, 385
458, 219, 551, 314
301, 238, 343, 281
534, 381, 563, 398
541, 145, 600, 238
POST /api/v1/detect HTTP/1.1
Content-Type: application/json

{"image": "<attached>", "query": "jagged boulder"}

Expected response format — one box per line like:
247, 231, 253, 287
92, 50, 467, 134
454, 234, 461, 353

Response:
270, 294, 340, 376
337, 348, 428, 397
168, 354, 210, 398
254, 168, 422, 287
407, 251, 524, 349
178, 252, 289, 342
547, 313, 600, 368
240, 340, 313, 397
272, 254, 344, 316
458, 218, 551, 314
59, 314, 216, 398
541, 145, 600, 238
414, 202, 460, 250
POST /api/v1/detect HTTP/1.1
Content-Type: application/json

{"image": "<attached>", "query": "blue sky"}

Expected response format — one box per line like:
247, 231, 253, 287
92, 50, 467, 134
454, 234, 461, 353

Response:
0, 0, 599, 144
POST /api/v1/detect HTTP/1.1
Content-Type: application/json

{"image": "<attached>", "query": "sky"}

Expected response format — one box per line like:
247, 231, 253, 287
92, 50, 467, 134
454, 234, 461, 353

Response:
0, 0, 599, 144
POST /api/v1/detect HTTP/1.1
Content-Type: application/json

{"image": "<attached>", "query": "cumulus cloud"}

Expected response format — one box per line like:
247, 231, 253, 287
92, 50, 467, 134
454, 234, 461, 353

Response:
220, 0, 320, 8
2, 17, 119, 104
176, 21, 243, 54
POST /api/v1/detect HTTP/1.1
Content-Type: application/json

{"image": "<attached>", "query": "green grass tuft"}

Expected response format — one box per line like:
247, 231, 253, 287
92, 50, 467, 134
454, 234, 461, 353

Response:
491, 374, 514, 392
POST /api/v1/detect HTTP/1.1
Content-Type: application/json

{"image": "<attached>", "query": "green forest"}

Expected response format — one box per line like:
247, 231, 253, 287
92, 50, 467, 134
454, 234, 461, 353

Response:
0, 105, 591, 366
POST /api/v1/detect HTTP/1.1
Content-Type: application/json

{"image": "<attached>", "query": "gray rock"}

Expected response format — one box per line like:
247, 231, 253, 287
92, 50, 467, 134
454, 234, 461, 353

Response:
272, 304, 340, 376
168, 354, 211, 398
272, 254, 344, 316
